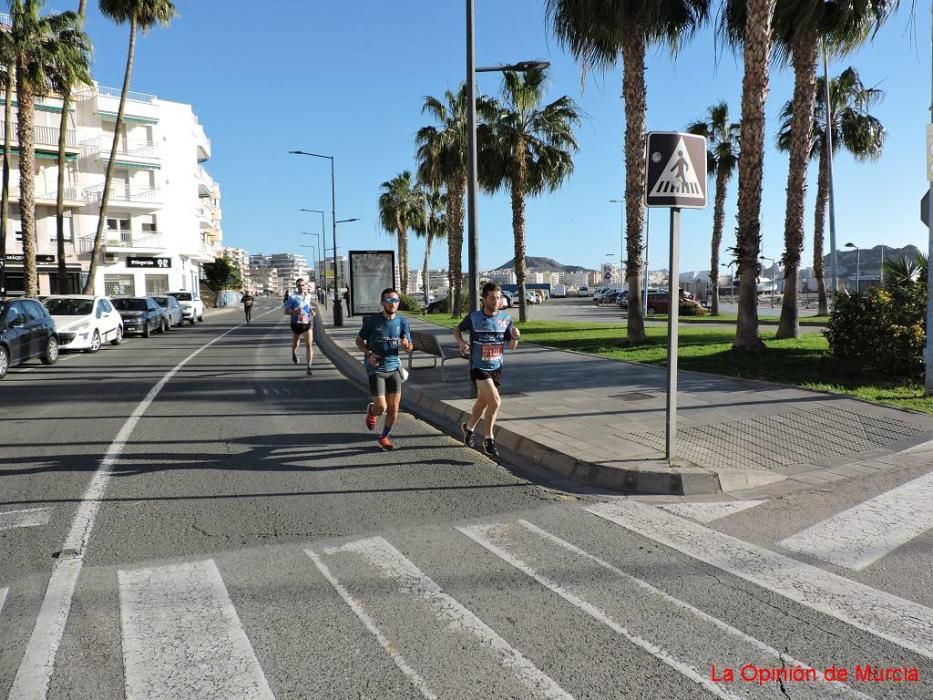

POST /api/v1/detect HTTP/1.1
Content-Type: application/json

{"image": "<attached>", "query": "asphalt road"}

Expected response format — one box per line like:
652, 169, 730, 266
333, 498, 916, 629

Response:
1, 302, 930, 699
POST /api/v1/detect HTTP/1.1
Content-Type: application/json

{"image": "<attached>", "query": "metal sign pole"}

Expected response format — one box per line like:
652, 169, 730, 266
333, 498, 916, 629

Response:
665, 207, 681, 462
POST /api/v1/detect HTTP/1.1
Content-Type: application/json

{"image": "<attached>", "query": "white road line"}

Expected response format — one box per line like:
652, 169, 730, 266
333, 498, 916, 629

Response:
778, 471, 933, 571
0, 586, 7, 616
118, 559, 274, 700
657, 500, 766, 523
308, 537, 572, 700
586, 501, 933, 661
0, 507, 52, 531
8, 322, 247, 700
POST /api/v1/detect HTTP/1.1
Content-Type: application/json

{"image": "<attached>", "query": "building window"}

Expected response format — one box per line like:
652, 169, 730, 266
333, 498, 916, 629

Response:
145, 274, 168, 295
104, 274, 135, 297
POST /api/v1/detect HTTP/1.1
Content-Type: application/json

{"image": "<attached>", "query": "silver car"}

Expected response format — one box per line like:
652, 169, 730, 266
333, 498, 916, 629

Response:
150, 295, 184, 328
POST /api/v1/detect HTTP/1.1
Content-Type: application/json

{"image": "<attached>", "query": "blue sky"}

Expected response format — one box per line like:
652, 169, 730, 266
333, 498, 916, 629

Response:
79, 1, 929, 275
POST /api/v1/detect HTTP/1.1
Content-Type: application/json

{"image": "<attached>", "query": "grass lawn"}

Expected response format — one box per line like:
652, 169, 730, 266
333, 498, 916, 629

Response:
644, 312, 830, 326
412, 313, 932, 414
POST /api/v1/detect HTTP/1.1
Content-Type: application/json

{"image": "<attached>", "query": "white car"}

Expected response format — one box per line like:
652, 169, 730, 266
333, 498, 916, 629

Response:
166, 291, 204, 324
43, 295, 123, 352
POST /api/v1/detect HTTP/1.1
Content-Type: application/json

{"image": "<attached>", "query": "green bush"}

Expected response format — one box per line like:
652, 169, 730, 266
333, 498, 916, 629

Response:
398, 294, 421, 312
825, 286, 926, 378
680, 302, 707, 316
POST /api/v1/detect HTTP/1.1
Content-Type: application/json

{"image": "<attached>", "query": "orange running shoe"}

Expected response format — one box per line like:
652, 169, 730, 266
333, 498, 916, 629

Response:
365, 403, 377, 431
377, 435, 394, 451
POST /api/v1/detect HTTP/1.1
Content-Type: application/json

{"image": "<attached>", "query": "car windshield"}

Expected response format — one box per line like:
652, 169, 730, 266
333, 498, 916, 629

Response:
44, 298, 93, 315
152, 297, 168, 307
112, 298, 148, 312
171, 292, 192, 301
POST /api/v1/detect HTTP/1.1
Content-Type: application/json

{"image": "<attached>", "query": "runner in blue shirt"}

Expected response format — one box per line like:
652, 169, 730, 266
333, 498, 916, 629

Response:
453, 282, 520, 457
284, 279, 316, 375
355, 287, 413, 451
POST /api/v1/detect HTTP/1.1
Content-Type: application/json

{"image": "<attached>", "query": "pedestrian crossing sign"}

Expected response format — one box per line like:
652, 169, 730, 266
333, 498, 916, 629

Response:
645, 132, 707, 208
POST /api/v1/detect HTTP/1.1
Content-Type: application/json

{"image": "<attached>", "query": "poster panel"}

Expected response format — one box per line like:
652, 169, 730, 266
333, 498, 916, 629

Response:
349, 250, 396, 316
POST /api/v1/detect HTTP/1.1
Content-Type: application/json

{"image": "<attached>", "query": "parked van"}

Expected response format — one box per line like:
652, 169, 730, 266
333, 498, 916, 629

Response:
551, 284, 567, 298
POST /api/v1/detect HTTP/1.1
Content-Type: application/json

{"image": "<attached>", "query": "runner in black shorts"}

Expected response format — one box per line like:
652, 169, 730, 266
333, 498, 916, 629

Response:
284, 279, 315, 375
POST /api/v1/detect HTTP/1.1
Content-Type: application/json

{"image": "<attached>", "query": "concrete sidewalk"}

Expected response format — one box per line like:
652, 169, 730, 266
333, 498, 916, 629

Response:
315, 311, 933, 496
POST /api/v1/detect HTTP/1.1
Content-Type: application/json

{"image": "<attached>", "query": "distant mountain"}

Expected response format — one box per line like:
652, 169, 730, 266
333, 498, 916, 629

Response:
495, 256, 593, 272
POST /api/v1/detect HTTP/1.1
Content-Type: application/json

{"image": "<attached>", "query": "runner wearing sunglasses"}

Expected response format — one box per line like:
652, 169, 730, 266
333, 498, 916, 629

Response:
355, 288, 413, 451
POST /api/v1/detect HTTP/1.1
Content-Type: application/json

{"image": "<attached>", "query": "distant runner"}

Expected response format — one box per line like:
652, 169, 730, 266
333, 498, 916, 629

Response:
355, 288, 413, 451
240, 290, 254, 324
453, 282, 520, 458
284, 278, 315, 375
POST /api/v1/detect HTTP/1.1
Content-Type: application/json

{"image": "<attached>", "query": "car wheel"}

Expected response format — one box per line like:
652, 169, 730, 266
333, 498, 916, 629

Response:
159, 318, 168, 333
40, 335, 59, 365
0, 345, 8, 379
197, 314, 204, 323
88, 329, 102, 353
163, 317, 172, 332
110, 325, 123, 346
189, 316, 196, 325
143, 320, 152, 338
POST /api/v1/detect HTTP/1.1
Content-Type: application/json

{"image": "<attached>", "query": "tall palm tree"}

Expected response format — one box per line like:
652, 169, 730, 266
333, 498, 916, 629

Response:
0, 22, 15, 296
720, 0, 778, 351
84, 0, 176, 294
686, 101, 739, 316
546, 0, 712, 344
416, 86, 494, 317
10, 0, 85, 297
54, 0, 88, 293
777, 66, 885, 315
412, 186, 446, 308
377, 170, 421, 294
480, 66, 580, 323
770, 1, 901, 339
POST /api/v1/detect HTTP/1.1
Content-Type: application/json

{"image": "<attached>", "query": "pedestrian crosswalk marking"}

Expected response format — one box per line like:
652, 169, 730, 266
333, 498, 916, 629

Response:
307, 537, 572, 700
657, 500, 766, 523
118, 559, 274, 700
778, 471, 933, 571
648, 136, 704, 199
0, 507, 52, 531
460, 521, 873, 699
586, 501, 933, 661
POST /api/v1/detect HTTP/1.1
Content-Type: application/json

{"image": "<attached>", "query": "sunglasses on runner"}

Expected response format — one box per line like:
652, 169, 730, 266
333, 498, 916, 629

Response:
382, 297, 401, 303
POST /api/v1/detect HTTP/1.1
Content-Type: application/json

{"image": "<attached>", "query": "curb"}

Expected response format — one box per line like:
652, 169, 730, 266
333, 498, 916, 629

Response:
314, 315, 734, 496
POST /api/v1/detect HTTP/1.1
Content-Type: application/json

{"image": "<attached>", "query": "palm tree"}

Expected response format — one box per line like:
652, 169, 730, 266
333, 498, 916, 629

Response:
777, 66, 885, 316
377, 171, 421, 294
480, 66, 580, 323
10, 0, 86, 297
54, 0, 88, 293
84, 0, 177, 294
0, 23, 15, 296
412, 186, 446, 309
770, 1, 901, 339
686, 101, 739, 316
416, 86, 494, 317
719, 0, 778, 351
546, 0, 712, 344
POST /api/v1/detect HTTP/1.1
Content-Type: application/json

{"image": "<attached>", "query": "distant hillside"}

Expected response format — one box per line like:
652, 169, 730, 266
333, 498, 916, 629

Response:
495, 256, 593, 272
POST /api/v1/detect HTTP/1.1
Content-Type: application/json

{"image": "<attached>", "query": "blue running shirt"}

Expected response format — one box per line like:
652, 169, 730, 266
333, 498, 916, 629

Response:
358, 314, 412, 375
286, 292, 315, 325
457, 310, 514, 372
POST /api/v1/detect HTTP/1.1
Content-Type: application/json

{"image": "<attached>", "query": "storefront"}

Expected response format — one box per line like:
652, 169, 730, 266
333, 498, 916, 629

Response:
1, 254, 83, 296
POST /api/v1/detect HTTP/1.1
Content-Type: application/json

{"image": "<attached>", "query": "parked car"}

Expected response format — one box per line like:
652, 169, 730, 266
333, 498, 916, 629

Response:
150, 294, 184, 328
425, 297, 448, 314
644, 292, 706, 316
43, 295, 123, 352
111, 297, 168, 336
166, 290, 204, 325
0, 298, 59, 379
525, 291, 539, 305
578, 286, 590, 296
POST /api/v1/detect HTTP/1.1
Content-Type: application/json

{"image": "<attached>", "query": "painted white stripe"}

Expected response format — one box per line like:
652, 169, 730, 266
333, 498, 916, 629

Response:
658, 500, 766, 523
779, 471, 933, 570
119, 559, 273, 700
0, 586, 8, 616
9, 321, 251, 700
309, 537, 571, 700
586, 501, 933, 661
305, 548, 437, 700
0, 507, 52, 531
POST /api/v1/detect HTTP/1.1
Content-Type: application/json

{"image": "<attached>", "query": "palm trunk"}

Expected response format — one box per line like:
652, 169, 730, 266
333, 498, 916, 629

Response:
709, 167, 728, 316
0, 80, 12, 296
399, 227, 408, 294
84, 14, 136, 295
422, 229, 433, 305
733, 0, 776, 352
813, 146, 829, 315
447, 182, 464, 317
620, 18, 647, 344
512, 139, 528, 323
16, 68, 38, 297
776, 31, 818, 340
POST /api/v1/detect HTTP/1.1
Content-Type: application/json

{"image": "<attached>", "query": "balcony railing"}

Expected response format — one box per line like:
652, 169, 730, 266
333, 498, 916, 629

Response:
83, 185, 161, 205
79, 137, 159, 160
96, 85, 156, 104
8, 184, 84, 203
78, 232, 164, 254
0, 121, 78, 148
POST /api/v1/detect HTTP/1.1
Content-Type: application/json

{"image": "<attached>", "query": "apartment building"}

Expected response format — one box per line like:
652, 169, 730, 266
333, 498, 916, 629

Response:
222, 246, 250, 290
1, 80, 222, 297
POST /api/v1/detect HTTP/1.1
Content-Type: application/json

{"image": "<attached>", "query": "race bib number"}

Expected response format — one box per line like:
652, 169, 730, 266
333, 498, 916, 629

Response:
297, 310, 310, 324
481, 343, 503, 361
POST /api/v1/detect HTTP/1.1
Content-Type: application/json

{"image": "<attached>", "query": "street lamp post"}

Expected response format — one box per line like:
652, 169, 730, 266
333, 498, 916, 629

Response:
300, 232, 325, 306
465, 0, 548, 312
300, 208, 327, 306
759, 255, 776, 306
844, 242, 859, 293
289, 150, 343, 326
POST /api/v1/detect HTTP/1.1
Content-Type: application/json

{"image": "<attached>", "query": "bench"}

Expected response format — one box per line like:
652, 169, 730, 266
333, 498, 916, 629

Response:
407, 329, 468, 382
